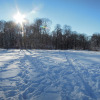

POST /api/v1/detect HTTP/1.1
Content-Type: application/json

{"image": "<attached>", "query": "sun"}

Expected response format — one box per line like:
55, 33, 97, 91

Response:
13, 11, 25, 26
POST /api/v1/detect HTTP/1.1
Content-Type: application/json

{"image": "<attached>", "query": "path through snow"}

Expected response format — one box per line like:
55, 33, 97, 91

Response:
0, 50, 100, 100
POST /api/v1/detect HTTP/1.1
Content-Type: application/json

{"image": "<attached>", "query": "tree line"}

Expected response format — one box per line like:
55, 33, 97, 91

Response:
0, 18, 100, 50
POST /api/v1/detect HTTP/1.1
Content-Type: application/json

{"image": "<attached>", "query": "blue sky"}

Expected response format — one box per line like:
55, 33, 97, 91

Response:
0, 0, 100, 35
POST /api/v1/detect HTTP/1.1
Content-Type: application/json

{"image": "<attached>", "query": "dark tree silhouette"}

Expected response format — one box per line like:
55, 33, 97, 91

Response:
0, 18, 99, 51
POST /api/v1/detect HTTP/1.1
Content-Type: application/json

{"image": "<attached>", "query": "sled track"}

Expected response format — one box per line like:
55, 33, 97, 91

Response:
65, 53, 97, 100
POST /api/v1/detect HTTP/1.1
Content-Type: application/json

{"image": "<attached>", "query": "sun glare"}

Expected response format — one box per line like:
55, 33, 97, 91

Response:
13, 11, 25, 25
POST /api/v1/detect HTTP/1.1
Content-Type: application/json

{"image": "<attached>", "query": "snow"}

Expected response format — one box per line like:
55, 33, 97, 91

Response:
0, 49, 100, 100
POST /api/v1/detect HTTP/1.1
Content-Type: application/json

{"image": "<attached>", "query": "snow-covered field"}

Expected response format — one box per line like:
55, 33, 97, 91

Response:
0, 49, 100, 100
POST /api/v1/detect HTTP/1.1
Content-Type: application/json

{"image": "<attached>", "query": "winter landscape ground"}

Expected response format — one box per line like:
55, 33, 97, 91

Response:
0, 49, 100, 100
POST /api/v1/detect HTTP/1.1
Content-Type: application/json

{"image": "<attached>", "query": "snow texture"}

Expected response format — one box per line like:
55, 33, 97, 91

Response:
0, 49, 100, 100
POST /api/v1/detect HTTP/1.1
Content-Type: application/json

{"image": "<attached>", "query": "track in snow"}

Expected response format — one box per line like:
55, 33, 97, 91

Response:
0, 49, 100, 100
